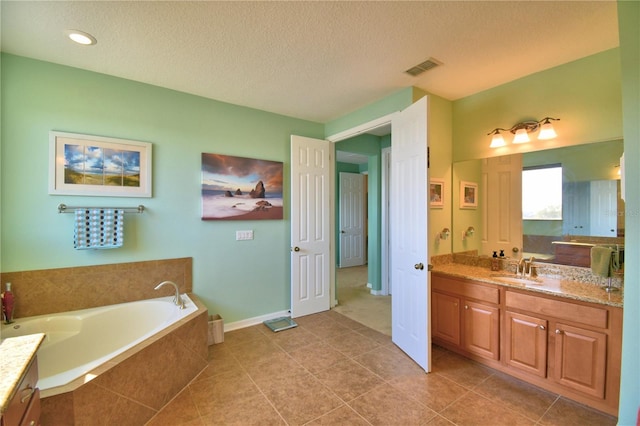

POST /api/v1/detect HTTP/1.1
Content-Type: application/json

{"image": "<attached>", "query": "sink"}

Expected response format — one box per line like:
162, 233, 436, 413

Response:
489, 274, 543, 286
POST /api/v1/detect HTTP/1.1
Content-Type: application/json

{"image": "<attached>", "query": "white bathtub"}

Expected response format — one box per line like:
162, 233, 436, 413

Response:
0, 294, 197, 391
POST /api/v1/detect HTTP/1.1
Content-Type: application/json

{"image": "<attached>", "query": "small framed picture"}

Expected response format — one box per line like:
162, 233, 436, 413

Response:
460, 181, 478, 209
429, 178, 444, 208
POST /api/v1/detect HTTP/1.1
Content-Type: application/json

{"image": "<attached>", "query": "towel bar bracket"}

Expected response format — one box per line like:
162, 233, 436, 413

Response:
58, 203, 145, 214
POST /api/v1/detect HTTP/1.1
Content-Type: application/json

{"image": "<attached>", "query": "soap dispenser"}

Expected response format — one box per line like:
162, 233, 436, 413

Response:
491, 251, 500, 271
2, 282, 14, 324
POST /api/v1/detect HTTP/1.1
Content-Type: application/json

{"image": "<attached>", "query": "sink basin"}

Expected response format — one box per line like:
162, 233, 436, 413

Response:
489, 274, 543, 286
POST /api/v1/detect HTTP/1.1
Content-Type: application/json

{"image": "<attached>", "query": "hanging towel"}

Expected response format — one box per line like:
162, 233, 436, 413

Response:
74, 209, 124, 249
590, 246, 614, 278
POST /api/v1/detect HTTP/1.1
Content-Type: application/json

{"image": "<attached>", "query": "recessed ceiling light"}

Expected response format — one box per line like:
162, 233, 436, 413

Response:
66, 30, 97, 46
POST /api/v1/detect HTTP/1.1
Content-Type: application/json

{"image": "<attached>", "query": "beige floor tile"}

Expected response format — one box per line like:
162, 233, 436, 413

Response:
474, 371, 558, 421
303, 317, 352, 339
288, 341, 349, 374
431, 351, 494, 389
440, 391, 534, 426
325, 330, 381, 358
199, 393, 285, 426
146, 389, 202, 426
353, 345, 425, 380
389, 372, 469, 412
539, 397, 618, 426
305, 405, 371, 425
187, 369, 262, 418
258, 371, 343, 425
226, 336, 285, 366
314, 359, 384, 402
269, 325, 321, 352
243, 350, 307, 384
349, 383, 438, 425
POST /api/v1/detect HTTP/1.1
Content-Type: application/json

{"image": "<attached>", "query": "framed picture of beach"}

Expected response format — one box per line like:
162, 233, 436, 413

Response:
460, 180, 478, 209
49, 131, 152, 197
429, 178, 444, 208
201, 153, 284, 220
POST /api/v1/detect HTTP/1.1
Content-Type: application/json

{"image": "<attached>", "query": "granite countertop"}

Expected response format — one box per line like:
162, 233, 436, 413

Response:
0, 333, 45, 415
431, 263, 623, 308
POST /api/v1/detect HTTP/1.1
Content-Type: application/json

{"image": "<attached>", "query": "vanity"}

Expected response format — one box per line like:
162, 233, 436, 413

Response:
0, 334, 44, 426
431, 262, 622, 417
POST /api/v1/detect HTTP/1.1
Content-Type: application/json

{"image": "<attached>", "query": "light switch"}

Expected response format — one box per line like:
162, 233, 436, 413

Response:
236, 230, 254, 240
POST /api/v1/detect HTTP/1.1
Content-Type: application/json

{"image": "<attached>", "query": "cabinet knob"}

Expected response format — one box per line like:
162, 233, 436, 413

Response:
464, 305, 469, 310
539, 325, 546, 330
555, 329, 562, 335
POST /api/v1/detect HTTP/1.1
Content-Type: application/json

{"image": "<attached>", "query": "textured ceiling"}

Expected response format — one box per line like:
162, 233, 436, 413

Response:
1, 1, 619, 123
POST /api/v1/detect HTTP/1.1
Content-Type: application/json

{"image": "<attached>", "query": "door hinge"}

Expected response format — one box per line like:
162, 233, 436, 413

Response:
427, 147, 430, 169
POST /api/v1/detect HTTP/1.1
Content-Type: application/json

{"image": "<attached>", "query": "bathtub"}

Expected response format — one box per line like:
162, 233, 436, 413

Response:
1, 294, 198, 391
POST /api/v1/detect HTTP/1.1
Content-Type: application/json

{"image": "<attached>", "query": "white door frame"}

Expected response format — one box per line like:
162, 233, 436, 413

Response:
381, 146, 391, 296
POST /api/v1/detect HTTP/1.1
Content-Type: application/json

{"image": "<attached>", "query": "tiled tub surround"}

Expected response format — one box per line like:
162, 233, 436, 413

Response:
38, 295, 208, 425
0, 258, 208, 425
0, 257, 193, 318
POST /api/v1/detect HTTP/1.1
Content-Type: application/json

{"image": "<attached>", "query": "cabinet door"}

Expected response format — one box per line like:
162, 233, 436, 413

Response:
432, 291, 461, 346
553, 323, 607, 398
505, 311, 548, 377
463, 300, 499, 360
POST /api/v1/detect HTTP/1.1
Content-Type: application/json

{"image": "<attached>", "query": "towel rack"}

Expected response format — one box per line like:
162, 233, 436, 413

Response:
58, 204, 145, 214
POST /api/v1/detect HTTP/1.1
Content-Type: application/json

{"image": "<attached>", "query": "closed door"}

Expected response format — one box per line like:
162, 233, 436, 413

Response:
339, 172, 365, 267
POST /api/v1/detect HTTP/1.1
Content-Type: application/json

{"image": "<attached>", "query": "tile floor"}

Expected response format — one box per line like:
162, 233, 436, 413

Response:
146, 310, 617, 425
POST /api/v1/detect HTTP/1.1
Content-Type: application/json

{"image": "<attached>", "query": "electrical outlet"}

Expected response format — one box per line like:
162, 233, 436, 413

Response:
236, 230, 254, 240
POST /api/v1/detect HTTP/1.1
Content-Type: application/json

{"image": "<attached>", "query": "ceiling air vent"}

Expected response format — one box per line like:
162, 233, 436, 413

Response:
405, 57, 442, 76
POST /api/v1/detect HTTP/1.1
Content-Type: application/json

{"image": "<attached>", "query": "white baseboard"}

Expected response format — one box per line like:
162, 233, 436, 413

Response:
366, 282, 372, 289
370, 289, 385, 296
223, 310, 291, 332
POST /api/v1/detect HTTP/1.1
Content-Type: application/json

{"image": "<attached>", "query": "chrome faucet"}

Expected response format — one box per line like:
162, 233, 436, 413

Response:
154, 280, 185, 309
517, 257, 536, 277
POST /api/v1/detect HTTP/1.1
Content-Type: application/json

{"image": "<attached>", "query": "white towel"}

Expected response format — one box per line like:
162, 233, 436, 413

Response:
74, 209, 124, 249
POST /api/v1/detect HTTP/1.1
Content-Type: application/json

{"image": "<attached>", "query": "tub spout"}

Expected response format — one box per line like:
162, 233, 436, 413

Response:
154, 281, 185, 309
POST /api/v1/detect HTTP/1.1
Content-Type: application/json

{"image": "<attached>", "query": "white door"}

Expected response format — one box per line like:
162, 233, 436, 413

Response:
339, 172, 365, 268
590, 180, 617, 237
481, 155, 523, 259
391, 96, 431, 372
290, 135, 332, 318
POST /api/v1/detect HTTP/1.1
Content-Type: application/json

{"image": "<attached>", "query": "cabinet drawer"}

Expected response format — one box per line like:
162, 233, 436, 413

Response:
505, 291, 608, 329
432, 275, 499, 304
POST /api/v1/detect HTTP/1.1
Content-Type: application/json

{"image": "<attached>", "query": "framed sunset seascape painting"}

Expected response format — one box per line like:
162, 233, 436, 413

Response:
201, 153, 283, 220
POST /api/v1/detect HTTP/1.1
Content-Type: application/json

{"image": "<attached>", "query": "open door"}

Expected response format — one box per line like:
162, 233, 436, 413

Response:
290, 135, 332, 318
391, 96, 431, 372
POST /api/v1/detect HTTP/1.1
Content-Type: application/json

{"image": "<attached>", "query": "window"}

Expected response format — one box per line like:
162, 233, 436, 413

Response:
522, 165, 562, 220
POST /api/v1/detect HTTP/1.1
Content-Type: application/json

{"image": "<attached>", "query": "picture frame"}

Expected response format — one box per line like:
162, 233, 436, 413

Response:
460, 181, 478, 209
49, 131, 152, 197
429, 178, 445, 208
201, 153, 284, 220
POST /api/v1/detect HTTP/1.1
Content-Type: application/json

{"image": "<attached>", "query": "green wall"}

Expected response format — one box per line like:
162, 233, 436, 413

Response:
452, 49, 623, 162
0, 54, 324, 323
617, 0, 640, 423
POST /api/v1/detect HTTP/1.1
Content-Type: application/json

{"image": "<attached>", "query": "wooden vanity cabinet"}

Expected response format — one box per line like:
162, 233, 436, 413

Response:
431, 273, 623, 416
1, 357, 40, 426
431, 274, 500, 362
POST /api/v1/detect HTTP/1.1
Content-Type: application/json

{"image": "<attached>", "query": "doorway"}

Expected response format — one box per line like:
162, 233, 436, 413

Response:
333, 130, 391, 334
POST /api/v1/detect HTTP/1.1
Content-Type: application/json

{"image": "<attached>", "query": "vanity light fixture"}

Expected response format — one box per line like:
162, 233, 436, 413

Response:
66, 29, 97, 46
488, 117, 560, 148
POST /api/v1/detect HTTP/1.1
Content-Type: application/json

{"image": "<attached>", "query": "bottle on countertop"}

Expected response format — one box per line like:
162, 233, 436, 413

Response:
491, 251, 500, 271
2, 282, 15, 324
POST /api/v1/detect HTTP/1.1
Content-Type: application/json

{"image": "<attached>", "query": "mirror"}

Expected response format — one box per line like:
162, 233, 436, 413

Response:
452, 140, 624, 266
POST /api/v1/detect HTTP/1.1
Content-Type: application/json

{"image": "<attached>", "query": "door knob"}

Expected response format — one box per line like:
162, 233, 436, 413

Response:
292, 247, 300, 252
341, 230, 346, 233
414, 263, 424, 270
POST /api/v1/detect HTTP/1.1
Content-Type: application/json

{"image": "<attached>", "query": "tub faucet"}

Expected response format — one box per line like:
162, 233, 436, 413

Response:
154, 281, 185, 309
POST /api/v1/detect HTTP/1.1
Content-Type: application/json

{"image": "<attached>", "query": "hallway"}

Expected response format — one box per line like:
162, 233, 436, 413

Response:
332, 265, 391, 336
